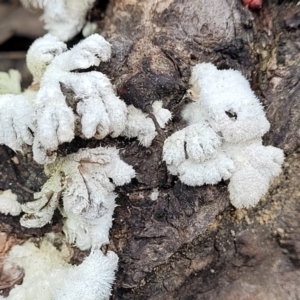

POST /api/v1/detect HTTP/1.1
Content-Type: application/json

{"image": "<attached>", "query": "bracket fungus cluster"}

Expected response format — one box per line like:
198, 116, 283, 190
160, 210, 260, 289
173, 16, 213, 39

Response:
163, 63, 284, 208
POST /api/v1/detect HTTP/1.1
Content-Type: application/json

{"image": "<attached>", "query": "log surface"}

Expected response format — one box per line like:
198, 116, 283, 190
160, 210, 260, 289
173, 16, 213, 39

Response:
1, 0, 300, 298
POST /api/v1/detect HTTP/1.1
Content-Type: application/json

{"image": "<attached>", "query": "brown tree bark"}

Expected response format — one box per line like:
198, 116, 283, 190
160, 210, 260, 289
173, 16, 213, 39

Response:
1, 0, 300, 299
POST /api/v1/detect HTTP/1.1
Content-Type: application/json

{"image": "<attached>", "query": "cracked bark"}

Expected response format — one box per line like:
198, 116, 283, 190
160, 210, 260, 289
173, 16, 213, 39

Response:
1, 0, 300, 299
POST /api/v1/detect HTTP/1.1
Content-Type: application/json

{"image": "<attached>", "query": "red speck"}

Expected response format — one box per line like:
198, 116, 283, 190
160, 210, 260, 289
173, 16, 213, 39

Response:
242, 0, 263, 10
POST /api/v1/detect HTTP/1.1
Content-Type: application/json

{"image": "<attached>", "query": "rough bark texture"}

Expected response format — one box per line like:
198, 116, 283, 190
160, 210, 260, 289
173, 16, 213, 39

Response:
1, 0, 300, 299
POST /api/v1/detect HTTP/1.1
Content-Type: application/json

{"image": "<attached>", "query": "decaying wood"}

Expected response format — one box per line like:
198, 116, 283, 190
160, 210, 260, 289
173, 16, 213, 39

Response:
0, 0, 300, 298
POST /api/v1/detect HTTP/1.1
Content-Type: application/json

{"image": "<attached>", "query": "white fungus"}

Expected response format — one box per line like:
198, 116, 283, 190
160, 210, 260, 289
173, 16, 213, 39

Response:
28, 34, 127, 164
20, 0, 97, 41
0, 34, 128, 163
0, 34, 169, 163
2, 236, 118, 300
0, 190, 21, 216
0, 94, 34, 152
163, 63, 284, 208
122, 100, 172, 147
0, 70, 22, 95
20, 146, 135, 250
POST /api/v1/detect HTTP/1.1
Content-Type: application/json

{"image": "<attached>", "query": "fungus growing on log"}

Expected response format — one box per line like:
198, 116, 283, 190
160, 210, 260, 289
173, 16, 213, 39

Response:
0, 190, 21, 216
0, 33, 170, 163
1, 235, 118, 300
163, 63, 284, 208
20, 0, 97, 41
21, 146, 135, 250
